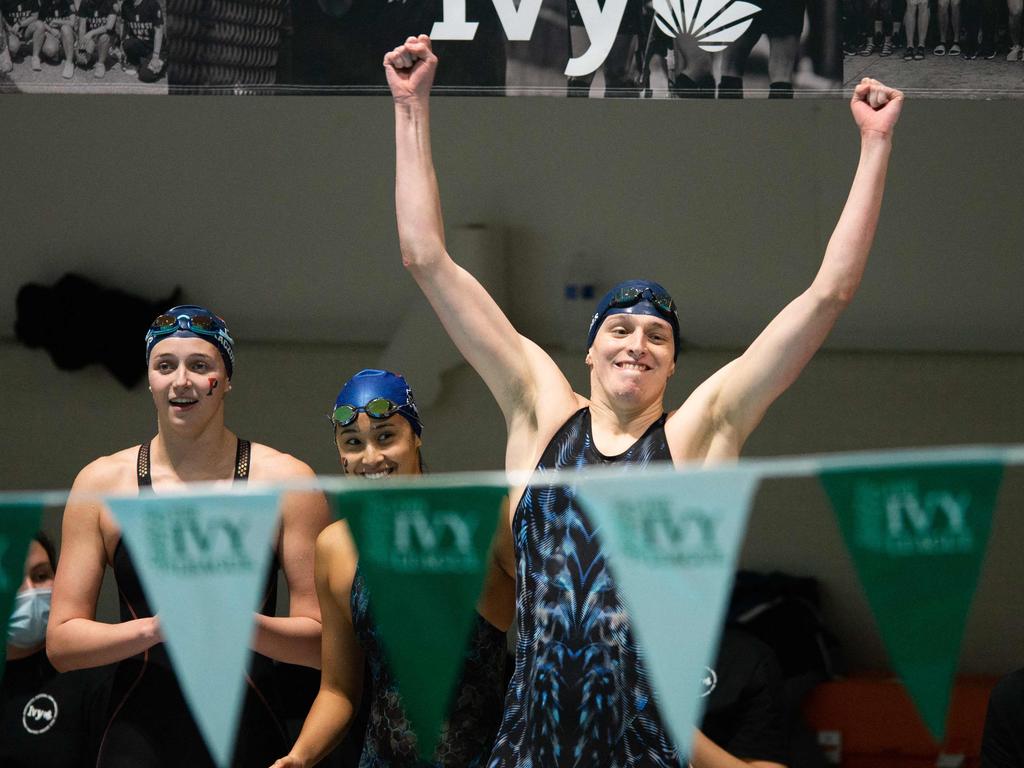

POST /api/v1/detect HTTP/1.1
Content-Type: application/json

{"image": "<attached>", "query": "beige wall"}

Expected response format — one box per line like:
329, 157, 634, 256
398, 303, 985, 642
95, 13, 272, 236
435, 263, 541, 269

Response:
4, 339, 1021, 675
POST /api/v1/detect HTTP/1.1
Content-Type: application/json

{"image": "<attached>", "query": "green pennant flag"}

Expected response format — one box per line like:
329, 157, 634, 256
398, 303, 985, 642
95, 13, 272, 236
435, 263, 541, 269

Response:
820, 462, 1003, 741
1, 501, 45, 677
332, 483, 505, 760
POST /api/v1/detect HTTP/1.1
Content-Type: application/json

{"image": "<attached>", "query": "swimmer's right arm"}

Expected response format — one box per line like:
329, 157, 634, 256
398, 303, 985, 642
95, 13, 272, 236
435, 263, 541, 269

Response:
386, 35, 574, 432
47, 461, 163, 672
271, 524, 364, 768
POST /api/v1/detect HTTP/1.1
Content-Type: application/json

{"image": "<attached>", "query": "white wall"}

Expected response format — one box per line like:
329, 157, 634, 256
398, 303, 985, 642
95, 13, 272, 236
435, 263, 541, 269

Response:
5, 338, 1021, 675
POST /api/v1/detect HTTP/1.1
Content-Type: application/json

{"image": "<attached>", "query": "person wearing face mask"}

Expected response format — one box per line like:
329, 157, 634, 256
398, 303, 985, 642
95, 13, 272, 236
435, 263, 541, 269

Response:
2, 533, 114, 768
46, 305, 332, 768
270, 369, 514, 768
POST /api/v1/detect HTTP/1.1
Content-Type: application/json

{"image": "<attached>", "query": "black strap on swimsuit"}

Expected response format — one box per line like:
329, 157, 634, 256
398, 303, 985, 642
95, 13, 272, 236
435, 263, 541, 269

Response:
136, 438, 251, 487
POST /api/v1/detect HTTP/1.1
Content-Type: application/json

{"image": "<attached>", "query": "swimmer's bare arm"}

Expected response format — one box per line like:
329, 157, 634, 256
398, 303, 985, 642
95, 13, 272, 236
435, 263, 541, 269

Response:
251, 451, 332, 669
668, 79, 904, 461
386, 35, 578, 452
271, 523, 364, 768
476, 497, 516, 631
47, 456, 163, 672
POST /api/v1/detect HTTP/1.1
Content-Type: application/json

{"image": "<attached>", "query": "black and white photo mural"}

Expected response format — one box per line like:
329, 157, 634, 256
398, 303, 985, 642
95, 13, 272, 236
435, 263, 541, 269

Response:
163, 0, 841, 95
0, 0, 167, 91
10, 0, 1021, 95
842, 0, 1024, 97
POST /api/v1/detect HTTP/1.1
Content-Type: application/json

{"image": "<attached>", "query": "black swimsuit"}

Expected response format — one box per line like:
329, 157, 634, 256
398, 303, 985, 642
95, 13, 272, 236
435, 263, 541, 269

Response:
348, 567, 508, 767
489, 408, 681, 768
96, 439, 289, 768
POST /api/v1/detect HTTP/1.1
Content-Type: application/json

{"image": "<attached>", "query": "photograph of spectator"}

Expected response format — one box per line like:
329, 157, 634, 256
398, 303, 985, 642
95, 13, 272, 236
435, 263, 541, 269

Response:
0, 0, 167, 92
843, 0, 1024, 97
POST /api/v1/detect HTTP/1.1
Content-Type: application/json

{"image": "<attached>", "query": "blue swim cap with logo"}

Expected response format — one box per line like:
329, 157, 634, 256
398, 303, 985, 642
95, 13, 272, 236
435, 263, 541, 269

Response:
332, 369, 422, 436
144, 305, 236, 378
586, 279, 681, 360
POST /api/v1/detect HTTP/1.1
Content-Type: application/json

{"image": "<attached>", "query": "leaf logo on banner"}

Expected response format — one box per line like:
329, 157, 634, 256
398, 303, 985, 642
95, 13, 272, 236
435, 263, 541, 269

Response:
653, 0, 761, 52
0, 502, 45, 677
820, 463, 1003, 742
333, 484, 504, 761
576, 468, 761, 760
107, 493, 281, 767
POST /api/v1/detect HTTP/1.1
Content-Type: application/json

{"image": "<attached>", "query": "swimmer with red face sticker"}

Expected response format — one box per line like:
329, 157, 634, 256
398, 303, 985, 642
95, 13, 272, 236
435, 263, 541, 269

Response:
48, 305, 333, 768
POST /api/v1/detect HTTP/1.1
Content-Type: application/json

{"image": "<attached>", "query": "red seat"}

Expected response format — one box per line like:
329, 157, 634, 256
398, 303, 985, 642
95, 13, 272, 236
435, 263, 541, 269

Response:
802, 675, 997, 767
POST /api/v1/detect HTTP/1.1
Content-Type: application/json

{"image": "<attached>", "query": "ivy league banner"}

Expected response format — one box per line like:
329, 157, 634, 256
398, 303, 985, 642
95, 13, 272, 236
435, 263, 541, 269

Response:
107, 492, 282, 767
576, 467, 761, 760
819, 462, 1003, 742
332, 482, 505, 760
2, 0, 843, 95
0, 501, 45, 676
6, 0, 1024, 96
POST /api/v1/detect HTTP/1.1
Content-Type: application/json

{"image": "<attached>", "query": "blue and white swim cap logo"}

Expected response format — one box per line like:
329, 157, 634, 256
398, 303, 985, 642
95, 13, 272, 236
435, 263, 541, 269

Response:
653, 0, 762, 52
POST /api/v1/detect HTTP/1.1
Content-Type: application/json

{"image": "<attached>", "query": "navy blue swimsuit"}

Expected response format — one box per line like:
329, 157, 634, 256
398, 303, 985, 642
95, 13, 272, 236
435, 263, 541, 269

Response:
488, 408, 681, 768
349, 568, 508, 767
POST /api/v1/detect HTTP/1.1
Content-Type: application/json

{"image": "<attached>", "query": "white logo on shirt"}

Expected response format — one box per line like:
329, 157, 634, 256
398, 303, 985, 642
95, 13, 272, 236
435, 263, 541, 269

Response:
22, 693, 59, 734
700, 666, 718, 697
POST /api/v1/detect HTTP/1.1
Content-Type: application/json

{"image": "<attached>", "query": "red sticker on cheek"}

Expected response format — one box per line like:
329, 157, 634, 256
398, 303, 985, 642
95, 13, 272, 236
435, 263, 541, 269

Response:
207, 378, 219, 397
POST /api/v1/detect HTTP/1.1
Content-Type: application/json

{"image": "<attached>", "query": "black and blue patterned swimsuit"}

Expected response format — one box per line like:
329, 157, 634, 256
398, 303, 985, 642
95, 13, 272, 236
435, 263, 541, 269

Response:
489, 407, 681, 768
350, 567, 508, 767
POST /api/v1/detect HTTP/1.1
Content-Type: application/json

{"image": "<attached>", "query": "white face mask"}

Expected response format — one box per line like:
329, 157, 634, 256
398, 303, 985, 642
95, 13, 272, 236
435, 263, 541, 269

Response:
6, 587, 52, 649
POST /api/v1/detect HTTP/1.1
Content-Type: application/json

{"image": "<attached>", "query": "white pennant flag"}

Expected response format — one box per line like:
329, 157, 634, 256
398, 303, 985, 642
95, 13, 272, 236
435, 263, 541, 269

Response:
576, 467, 761, 760
108, 492, 281, 767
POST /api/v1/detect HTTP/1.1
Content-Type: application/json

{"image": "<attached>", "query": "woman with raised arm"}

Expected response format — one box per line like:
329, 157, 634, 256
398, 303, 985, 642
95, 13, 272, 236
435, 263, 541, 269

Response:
47, 305, 332, 767
385, 34, 902, 768
270, 369, 512, 768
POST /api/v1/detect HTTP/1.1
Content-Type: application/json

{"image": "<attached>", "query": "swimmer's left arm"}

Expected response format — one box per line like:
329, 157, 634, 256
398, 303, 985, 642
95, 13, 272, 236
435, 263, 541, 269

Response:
700, 79, 903, 452
251, 455, 333, 669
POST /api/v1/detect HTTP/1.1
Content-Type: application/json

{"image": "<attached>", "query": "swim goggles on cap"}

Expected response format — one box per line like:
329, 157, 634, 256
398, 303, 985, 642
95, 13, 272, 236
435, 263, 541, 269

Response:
606, 286, 677, 316
147, 312, 233, 345
331, 397, 412, 428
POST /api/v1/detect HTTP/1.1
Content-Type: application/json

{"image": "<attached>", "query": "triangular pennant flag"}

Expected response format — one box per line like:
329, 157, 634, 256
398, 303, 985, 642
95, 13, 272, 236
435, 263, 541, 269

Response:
819, 462, 1003, 741
107, 492, 281, 767
332, 483, 504, 760
576, 468, 761, 760
0, 501, 45, 677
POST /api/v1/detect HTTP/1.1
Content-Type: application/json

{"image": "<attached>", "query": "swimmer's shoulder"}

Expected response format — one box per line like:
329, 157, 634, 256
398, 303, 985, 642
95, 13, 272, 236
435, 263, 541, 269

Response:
71, 446, 142, 495
247, 442, 317, 482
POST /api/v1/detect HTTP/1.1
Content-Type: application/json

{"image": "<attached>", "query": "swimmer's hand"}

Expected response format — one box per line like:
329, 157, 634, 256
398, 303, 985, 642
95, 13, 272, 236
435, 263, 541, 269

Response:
268, 755, 305, 768
851, 78, 904, 139
146, 615, 164, 645
384, 34, 437, 106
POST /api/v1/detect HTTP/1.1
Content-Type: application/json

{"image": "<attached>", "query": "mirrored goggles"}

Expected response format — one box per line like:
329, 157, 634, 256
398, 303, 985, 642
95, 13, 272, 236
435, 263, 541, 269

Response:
331, 397, 406, 428
607, 286, 677, 316
148, 313, 229, 340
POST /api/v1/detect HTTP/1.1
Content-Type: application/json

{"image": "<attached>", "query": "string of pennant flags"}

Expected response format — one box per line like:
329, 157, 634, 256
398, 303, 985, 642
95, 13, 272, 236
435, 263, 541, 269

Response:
2, 444, 1022, 766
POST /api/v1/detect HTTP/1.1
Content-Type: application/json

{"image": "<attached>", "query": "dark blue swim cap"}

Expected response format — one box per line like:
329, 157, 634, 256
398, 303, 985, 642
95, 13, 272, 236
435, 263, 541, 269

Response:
333, 369, 422, 436
145, 305, 235, 378
587, 279, 681, 361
